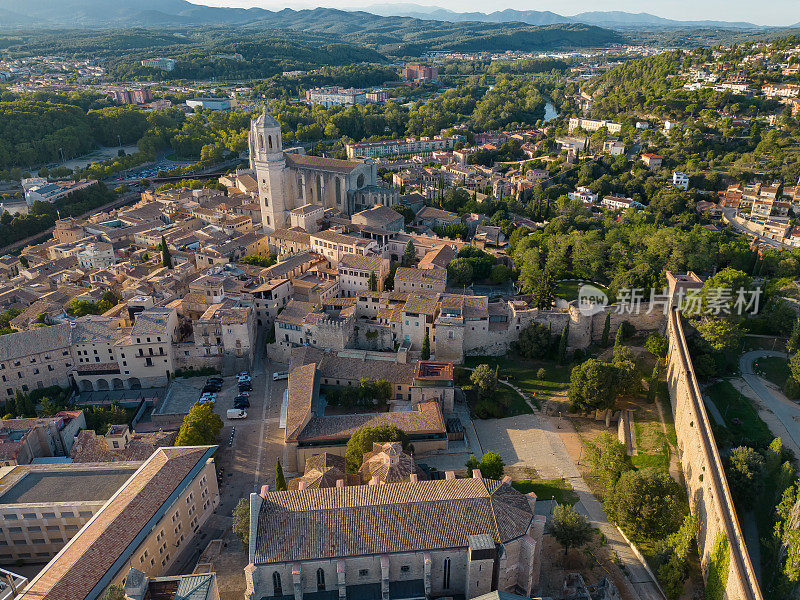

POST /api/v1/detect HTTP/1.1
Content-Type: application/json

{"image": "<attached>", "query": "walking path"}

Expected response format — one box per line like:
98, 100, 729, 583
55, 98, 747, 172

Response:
738, 350, 800, 452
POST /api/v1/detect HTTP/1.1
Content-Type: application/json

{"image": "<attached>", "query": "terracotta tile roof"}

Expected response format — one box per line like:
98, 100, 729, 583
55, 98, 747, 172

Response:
358, 441, 423, 484
297, 400, 445, 443
402, 293, 439, 316
18, 446, 216, 600
285, 364, 318, 443
70, 430, 177, 463
395, 267, 446, 284
276, 300, 316, 327
0, 323, 71, 362
268, 228, 311, 245
254, 477, 533, 564
339, 254, 385, 272
417, 245, 456, 269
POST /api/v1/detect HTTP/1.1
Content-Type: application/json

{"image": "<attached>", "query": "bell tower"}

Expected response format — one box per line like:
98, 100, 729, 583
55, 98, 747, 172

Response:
249, 108, 287, 231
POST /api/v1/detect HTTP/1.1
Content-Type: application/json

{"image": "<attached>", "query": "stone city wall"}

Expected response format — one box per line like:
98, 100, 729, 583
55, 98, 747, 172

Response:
666, 308, 763, 600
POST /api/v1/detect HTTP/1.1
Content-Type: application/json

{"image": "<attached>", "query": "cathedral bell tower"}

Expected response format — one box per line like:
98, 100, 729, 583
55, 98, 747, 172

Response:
249, 109, 287, 231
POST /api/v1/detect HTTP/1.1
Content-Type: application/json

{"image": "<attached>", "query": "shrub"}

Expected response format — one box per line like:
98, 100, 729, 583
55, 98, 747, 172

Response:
536, 367, 547, 380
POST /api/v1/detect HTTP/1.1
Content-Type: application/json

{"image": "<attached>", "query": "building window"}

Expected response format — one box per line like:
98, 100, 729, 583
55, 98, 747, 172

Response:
273, 571, 283, 595
316, 568, 325, 591
443, 558, 451, 589
359, 569, 369, 577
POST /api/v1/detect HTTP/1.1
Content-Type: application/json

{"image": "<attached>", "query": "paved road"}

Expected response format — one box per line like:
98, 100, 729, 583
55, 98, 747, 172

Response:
474, 414, 665, 600
738, 350, 800, 451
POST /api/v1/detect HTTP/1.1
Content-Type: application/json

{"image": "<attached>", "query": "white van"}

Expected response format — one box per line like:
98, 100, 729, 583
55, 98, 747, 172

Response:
226, 409, 247, 420
272, 371, 289, 381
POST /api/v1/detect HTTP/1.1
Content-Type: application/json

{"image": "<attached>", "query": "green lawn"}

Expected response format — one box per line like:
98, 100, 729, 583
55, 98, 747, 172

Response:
752, 356, 790, 388
463, 355, 571, 410
512, 478, 579, 505
554, 279, 613, 302
705, 380, 773, 450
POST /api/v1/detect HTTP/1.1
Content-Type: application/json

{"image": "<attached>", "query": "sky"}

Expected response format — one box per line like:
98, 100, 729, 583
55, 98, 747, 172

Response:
187, 0, 800, 26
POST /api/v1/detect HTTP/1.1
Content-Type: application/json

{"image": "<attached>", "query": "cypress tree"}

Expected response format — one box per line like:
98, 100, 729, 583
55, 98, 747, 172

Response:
421, 332, 431, 360
601, 313, 611, 347
558, 322, 569, 364
161, 235, 172, 269
275, 458, 287, 492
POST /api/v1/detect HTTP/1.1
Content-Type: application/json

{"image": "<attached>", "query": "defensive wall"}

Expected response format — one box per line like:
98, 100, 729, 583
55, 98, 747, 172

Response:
666, 308, 763, 600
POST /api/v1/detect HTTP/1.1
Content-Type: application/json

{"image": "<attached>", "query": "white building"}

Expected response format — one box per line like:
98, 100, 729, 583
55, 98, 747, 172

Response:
568, 186, 598, 205
76, 242, 117, 270
601, 196, 644, 211
140, 58, 176, 71
186, 98, 231, 111
568, 118, 622, 134
672, 172, 690, 190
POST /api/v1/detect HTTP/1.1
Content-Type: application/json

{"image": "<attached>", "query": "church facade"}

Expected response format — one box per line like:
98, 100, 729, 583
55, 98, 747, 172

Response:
248, 109, 399, 231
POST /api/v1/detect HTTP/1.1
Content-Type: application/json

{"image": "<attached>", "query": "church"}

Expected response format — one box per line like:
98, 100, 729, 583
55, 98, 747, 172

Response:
247, 109, 398, 231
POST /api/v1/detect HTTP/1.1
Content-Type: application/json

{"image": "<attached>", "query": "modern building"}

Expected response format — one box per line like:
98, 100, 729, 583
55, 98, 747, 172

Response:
17, 446, 219, 600
76, 242, 117, 270
123, 569, 220, 600
305, 87, 366, 107
141, 58, 176, 71
186, 98, 232, 111
672, 172, 690, 190
244, 475, 546, 600
0, 461, 141, 562
402, 64, 439, 84
568, 118, 622, 134
346, 135, 465, 159
108, 88, 152, 105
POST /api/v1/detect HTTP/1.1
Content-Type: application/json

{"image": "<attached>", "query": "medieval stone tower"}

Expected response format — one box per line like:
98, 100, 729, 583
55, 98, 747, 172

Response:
249, 109, 288, 231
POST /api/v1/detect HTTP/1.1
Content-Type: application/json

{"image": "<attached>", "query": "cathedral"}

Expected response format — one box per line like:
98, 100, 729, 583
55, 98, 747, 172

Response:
247, 109, 398, 231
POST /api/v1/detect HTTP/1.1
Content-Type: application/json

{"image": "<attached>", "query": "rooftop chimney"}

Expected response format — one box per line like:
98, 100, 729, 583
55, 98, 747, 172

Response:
369, 476, 379, 485
298, 480, 307, 490
501, 475, 512, 485
445, 470, 455, 480
409, 473, 418, 483
336, 479, 345, 488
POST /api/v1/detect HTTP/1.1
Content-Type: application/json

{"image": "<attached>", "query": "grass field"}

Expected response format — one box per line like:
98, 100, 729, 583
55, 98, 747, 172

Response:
705, 380, 773, 449
512, 478, 579, 505
752, 356, 790, 388
463, 355, 571, 410
554, 279, 613, 302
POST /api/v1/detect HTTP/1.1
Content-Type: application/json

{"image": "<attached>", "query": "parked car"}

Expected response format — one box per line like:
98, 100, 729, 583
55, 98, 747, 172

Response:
199, 392, 217, 403
227, 409, 247, 419
238, 381, 252, 392
234, 399, 250, 409
202, 383, 221, 393
272, 371, 289, 381
206, 376, 223, 385
237, 371, 250, 378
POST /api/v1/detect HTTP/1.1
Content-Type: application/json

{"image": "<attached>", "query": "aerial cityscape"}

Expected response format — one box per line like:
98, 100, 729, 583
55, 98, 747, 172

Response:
3, 2, 800, 600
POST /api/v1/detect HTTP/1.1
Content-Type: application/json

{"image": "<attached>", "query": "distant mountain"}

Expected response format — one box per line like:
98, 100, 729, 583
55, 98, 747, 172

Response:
0, 0, 627, 57
357, 4, 764, 29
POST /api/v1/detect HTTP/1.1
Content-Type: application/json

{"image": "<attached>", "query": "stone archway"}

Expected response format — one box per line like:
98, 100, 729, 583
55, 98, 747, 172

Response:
112, 378, 124, 390
78, 379, 93, 392
96, 379, 110, 391
128, 378, 142, 390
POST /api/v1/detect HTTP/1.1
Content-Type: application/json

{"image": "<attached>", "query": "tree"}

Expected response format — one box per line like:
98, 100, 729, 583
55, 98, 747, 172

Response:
693, 316, 743, 354
645, 332, 668, 359
585, 431, 633, 492
18, 255, 28, 268
601, 313, 611, 347
470, 364, 497, 398
161, 235, 172, 269
466, 451, 505, 479
478, 451, 505, 479
789, 318, 800, 355
232, 497, 250, 549
175, 401, 223, 446
275, 458, 287, 492
421, 331, 431, 360
548, 504, 594, 556
725, 446, 765, 510
490, 264, 511, 284
447, 258, 474, 286
346, 424, 409, 473
558, 322, 569, 364
606, 468, 686, 540
101, 586, 126, 600
402, 240, 416, 267
569, 359, 620, 412
368, 271, 378, 292
515, 322, 551, 359
240, 254, 277, 268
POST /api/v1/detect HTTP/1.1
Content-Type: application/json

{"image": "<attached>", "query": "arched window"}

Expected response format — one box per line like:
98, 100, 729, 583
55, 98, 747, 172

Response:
443, 558, 451, 589
316, 568, 325, 591
357, 174, 365, 188
258, 135, 264, 151
272, 572, 282, 596
316, 175, 322, 202
335, 177, 342, 205
268, 135, 273, 149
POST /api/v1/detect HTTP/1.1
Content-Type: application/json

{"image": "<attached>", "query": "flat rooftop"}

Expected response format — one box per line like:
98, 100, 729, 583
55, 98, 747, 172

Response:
0, 467, 138, 504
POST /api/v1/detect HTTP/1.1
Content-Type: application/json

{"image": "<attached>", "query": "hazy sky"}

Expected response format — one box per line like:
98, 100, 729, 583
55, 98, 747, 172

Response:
189, 0, 800, 26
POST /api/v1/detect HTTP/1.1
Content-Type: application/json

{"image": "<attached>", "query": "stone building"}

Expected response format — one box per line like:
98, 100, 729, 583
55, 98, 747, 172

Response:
17, 446, 219, 600
244, 475, 546, 600
248, 109, 398, 230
